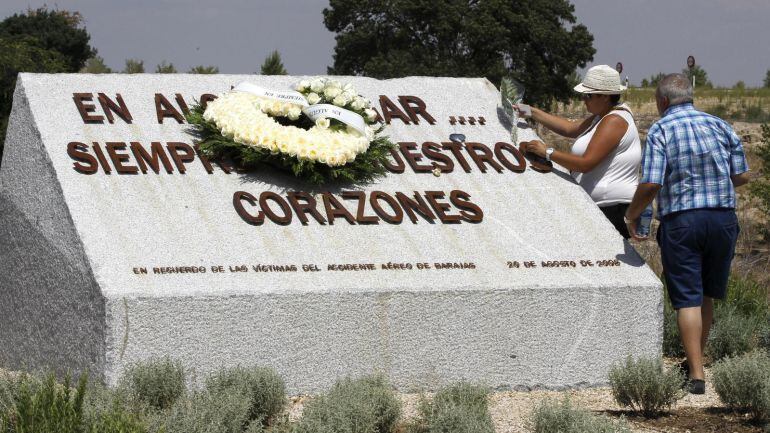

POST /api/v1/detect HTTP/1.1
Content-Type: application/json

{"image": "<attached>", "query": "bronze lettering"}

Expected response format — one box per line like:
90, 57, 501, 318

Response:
397, 95, 436, 125
287, 192, 327, 225
422, 142, 453, 172
494, 142, 526, 173
425, 191, 461, 223
155, 93, 185, 124
233, 191, 265, 225
383, 148, 405, 173
441, 141, 472, 173
450, 190, 484, 223
341, 191, 378, 224
379, 95, 411, 125
399, 142, 432, 173
67, 141, 98, 174
72, 93, 103, 124
259, 191, 293, 225
322, 192, 356, 225
91, 142, 112, 174
370, 191, 403, 224
130, 141, 174, 174
166, 142, 196, 174
106, 142, 138, 174
395, 192, 436, 223
465, 142, 504, 173
200, 93, 218, 110
97, 93, 133, 124
175, 93, 190, 115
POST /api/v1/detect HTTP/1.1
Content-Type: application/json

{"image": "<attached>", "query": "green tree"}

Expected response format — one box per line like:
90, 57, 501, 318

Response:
0, 7, 95, 72
323, 0, 594, 108
155, 61, 177, 74
764, 69, 770, 88
643, 72, 665, 88
733, 80, 746, 90
80, 55, 111, 73
123, 59, 145, 73
189, 65, 219, 74
682, 65, 713, 88
260, 50, 287, 75
0, 35, 68, 163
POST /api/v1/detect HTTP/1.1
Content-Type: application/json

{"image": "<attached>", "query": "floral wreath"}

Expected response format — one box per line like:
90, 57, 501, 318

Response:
186, 77, 394, 184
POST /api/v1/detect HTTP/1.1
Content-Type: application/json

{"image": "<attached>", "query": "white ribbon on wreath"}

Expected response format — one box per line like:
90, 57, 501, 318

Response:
234, 82, 368, 136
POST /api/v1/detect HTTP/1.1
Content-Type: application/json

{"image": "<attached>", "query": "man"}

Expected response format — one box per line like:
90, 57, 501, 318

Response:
624, 73, 750, 394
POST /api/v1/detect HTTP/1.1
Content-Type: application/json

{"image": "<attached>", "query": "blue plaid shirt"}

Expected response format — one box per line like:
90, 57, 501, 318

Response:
641, 103, 749, 217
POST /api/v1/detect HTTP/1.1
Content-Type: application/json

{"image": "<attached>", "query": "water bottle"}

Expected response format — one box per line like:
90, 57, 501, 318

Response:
637, 205, 653, 238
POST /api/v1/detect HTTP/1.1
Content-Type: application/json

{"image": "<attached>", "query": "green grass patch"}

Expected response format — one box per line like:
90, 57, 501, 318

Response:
408, 382, 494, 433
608, 356, 685, 417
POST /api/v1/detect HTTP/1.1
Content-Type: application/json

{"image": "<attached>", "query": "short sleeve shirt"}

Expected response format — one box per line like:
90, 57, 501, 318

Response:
641, 103, 749, 217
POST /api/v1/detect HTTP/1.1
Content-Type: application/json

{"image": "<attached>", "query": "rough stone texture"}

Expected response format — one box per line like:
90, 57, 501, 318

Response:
0, 74, 662, 393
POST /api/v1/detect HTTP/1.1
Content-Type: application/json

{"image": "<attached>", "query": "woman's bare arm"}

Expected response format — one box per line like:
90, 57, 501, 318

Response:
521, 114, 628, 173
529, 107, 596, 138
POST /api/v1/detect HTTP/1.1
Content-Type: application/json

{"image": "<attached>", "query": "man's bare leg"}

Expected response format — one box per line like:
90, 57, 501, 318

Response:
701, 297, 714, 353
678, 306, 705, 380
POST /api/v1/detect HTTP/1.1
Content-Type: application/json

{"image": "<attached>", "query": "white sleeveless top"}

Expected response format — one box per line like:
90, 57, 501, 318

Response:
571, 104, 641, 206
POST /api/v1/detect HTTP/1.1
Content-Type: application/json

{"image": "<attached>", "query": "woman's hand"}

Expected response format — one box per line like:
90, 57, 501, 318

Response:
513, 104, 532, 118
521, 140, 547, 158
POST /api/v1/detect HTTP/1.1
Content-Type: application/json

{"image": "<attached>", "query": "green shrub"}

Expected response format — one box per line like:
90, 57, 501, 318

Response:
759, 321, 770, 351
0, 372, 88, 433
163, 389, 259, 433
119, 356, 186, 411
721, 277, 770, 320
707, 305, 760, 361
205, 366, 286, 426
295, 375, 401, 433
608, 356, 685, 417
528, 398, 631, 433
712, 351, 770, 420
750, 124, 770, 232
85, 402, 147, 433
409, 382, 494, 433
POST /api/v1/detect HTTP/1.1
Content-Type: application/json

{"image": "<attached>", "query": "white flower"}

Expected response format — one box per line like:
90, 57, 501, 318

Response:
327, 80, 342, 89
296, 79, 311, 91
342, 82, 354, 92
364, 108, 378, 122
316, 117, 330, 129
287, 106, 302, 120
307, 92, 321, 105
310, 79, 325, 93
324, 87, 342, 99
332, 95, 348, 107
351, 98, 366, 111
342, 90, 356, 100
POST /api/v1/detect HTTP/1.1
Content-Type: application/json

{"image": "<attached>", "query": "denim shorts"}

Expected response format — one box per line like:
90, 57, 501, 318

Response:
657, 208, 739, 309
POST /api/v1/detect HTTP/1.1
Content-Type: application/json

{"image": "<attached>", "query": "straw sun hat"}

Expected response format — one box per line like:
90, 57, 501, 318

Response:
573, 64, 627, 94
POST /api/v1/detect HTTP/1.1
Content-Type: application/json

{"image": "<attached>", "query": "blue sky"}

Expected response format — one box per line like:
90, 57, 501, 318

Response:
2, 0, 769, 86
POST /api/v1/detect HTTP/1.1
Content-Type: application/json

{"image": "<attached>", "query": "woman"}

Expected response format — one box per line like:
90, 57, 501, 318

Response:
518, 64, 641, 238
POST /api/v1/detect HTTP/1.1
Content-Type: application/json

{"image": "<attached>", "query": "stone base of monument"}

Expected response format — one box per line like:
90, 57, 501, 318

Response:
0, 74, 661, 393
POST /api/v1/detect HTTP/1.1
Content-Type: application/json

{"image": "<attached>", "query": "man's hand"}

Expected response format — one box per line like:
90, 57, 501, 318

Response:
624, 216, 648, 241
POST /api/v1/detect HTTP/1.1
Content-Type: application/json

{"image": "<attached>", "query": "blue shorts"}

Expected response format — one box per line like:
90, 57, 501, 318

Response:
657, 208, 739, 309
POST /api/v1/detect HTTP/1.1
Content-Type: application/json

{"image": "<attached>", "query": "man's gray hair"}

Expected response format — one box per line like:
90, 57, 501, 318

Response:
658, 73, 693, 105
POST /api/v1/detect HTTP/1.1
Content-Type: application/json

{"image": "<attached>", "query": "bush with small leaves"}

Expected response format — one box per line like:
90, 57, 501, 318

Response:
119, 356, 185, 411
410, 382, 494, 433
712, 351, 770, 420
528, 398, 631, 433
162, 389, 259, 433
85, 402, 147, 433
707, 305, 760, 361
295, 375, 401, 433
205, 366, 286, 426
608, 356, 685, 417
0, 372, 88, 433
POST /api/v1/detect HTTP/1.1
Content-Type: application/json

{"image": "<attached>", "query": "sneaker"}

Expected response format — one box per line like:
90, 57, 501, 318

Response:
687, 379, 705, 395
